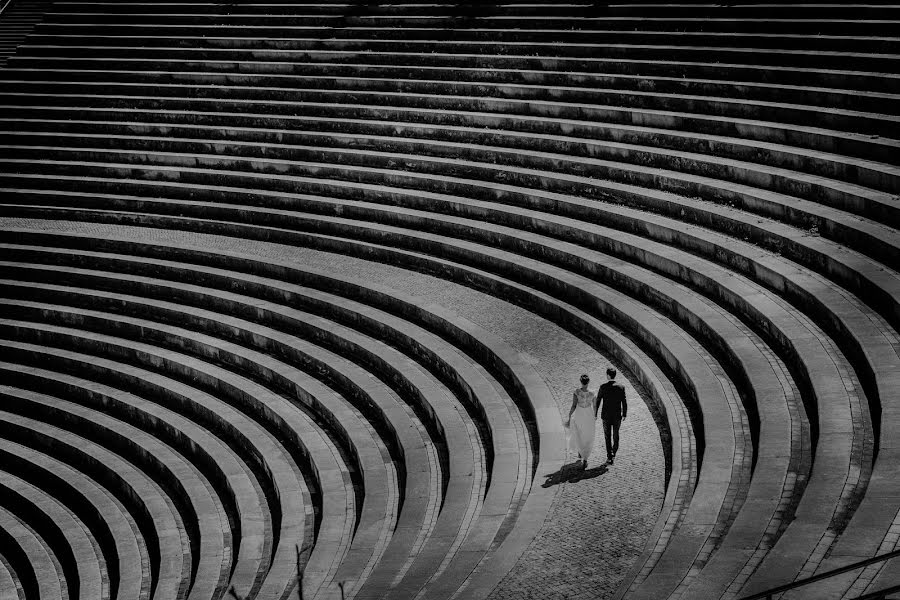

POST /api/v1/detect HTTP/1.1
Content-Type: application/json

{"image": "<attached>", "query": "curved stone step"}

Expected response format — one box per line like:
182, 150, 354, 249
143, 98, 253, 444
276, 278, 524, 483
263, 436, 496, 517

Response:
0, 209, 826, 598
0, 409, 188, 600
12, 169, 884, 600
0, 506, 64, 600
3, 63, 894, 115
0, 387, 230, 600
27, 22, 900, 54
0, 338, 317, 599
0, 326, 321, 600
0, 435, 147, 600
8, 52, 899, 94
1, 205, 880, 596
0, 78, 893, 138
0, 295, 441, 600
2, 140, 898, 271
0, 470, 106, 600
0, 365, 267, 599
23, 33, 900, 73
0, 226, 558, 600
37, 11, 900, 37
2, 104, 896, 194
0, 267, 535, 600
1, 123, 893, 228
46, 2, 900, 20
1, 96, 894, 168
0, 555, 20, 600
0, 224, 741, 597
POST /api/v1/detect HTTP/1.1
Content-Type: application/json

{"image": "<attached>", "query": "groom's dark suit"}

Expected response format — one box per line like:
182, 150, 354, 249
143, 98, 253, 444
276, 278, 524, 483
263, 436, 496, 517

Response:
596, 380, 627, 460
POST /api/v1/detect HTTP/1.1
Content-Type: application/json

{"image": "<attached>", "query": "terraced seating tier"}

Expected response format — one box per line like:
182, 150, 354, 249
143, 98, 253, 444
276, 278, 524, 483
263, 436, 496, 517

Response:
1, 2, 898, 600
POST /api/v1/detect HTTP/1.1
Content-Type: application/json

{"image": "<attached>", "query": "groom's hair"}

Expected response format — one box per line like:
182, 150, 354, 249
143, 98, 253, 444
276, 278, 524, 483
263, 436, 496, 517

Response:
607, 368, 617, 379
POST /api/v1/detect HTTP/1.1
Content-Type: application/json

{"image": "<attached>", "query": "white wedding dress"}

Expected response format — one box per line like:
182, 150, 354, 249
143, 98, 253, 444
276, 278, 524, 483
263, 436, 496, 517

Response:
566, 388, 597, 461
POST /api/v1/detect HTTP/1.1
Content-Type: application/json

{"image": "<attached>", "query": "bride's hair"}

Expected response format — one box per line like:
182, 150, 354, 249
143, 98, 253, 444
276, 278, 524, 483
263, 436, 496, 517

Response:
580, 374, 590, 384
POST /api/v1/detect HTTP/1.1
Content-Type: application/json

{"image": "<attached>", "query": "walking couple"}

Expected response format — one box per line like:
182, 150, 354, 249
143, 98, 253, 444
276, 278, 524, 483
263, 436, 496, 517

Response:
565, 368, 627, 469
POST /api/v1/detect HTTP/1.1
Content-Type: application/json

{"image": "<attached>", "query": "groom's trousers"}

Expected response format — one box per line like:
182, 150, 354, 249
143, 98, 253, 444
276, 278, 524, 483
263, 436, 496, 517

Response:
603, 418, 621, 459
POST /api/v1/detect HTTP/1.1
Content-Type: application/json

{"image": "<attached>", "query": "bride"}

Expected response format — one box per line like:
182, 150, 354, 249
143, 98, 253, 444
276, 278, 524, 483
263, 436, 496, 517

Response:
566, 374, 597, 469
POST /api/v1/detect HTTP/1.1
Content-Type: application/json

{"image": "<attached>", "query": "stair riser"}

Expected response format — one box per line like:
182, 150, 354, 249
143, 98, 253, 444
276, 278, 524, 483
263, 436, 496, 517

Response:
10, 52, 898, 92
1, 103, 892, 167
40, 14, 900, 36
3, 143, 897, 258
4, 66, 891, 113
31, 24, 900, 53
24, 36, 900, 71
0, 84, 888, 138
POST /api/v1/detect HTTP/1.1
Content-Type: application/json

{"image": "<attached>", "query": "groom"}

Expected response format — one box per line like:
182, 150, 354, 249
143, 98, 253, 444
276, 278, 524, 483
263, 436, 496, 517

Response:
595, 367, 627, 464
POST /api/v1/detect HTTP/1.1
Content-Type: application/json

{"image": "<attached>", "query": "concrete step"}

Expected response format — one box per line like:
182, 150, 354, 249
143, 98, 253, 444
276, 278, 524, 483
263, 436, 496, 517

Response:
1, 100, 894, 168
0, 339, 318, 599
0, 435, 148, 600
0, 0, 52, 66
0, 255, 533, 599
0, 470, 107, 600
0, 327, 322, 600
21, 36, 900, 73
37, 11, 900, 36
0, 225, 746, 598
1, 70, 897, 129
2, 139, 897, 275
3, 193, 896, 596
0, 405, 189, 600
0, 124, 894, 228
0, 364, 270, 599
47, 2, 900, 20
0, 506, 64, 600
0, 555, 20, 600
0, 290, 456, 599
0, 226, 568, 599
27, 22, 900, 54
0, 198, 885, 597
4, 64, 894, 116
0, 385, 231, 600
0, 79, 891, 142
10, 50, 900, 93
0, 260, 445, 600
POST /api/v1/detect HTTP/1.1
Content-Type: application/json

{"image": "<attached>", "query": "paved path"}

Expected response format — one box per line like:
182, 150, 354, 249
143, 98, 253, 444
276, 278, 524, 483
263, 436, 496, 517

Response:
2, 218, 666, 599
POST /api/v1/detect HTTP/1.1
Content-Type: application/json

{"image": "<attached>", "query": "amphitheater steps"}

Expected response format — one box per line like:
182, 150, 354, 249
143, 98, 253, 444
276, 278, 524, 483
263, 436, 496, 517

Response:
1, 151, 892, 592
3, 61, 898, 116
0, 226, 751, 598
0, 0, 53, 68
0, 338, 320, 598
0, 469, 106, 600
1, 133, 897, 267
0, 226, 568, 600
0, 506, 64, 600
0, 323, 331, 600
0, 247, 443, 600
0, 79, 894, 140
1, 285, 469, 599
0, 406, 190, 600
0, 434, 149, 600
0, 241, 534, 599
0, 365, 268, 598
0, 556, 20, 600
2, 106, 897, 192
0, 2, 898, 598
1, 386, 232, 600
0, 200, 880, 592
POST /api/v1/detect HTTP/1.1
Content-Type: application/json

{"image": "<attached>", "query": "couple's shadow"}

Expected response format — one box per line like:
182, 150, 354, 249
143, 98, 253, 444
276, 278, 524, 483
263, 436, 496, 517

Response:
542, 461, 609, 487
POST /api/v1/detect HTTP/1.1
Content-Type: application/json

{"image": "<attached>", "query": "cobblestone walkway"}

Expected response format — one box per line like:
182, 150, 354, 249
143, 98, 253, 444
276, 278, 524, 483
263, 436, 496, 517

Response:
4, 220, 666, 599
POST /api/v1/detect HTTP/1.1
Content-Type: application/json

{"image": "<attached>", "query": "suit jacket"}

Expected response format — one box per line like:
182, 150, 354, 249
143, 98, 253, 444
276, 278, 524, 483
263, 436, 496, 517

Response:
597, 381, 627, 421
